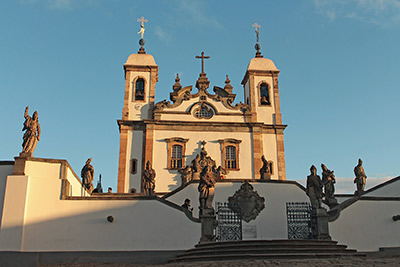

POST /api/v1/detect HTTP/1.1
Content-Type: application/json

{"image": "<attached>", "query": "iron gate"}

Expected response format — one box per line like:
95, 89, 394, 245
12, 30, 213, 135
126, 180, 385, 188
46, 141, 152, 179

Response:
216, 202, 242, 242
286, 202, 312, 240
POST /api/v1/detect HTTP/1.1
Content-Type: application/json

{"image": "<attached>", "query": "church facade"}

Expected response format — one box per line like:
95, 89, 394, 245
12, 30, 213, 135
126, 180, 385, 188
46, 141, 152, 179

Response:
117, 47, 286, 193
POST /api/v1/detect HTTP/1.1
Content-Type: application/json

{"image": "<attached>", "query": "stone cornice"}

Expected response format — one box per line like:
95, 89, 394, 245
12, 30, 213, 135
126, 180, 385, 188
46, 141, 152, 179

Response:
117, 119, 287, 133
241, 69, 280, 85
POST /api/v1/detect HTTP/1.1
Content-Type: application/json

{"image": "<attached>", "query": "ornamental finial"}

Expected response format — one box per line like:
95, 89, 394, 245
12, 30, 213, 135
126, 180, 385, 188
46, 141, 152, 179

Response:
137, 16, 148, 54
252, 22, 263, 58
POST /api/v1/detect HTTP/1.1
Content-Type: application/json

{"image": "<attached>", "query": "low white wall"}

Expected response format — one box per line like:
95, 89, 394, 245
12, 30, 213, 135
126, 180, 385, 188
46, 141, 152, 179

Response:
0, 163, 14, 230
330, 200, 400, 251
0, 160, 199, 251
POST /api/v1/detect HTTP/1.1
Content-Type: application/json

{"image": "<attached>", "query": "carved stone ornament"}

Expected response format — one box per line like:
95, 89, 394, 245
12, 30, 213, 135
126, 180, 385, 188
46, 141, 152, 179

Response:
228, 180, 265, 223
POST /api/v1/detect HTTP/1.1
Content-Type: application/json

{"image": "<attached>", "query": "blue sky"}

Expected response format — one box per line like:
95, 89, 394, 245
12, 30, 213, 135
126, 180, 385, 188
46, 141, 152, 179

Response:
1, 0, 399, 193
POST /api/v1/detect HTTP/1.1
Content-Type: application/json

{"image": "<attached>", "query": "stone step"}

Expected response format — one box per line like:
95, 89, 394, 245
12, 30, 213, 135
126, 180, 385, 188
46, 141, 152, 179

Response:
171, 252, 366, 263
194, 239, 339, 249
180, 246, 356, 257
191, 241, 345, 252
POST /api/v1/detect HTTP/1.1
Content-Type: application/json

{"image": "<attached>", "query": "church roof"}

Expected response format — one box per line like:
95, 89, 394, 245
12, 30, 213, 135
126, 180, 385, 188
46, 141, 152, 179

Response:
247, 57, 278, 71
124, 53, 157, 66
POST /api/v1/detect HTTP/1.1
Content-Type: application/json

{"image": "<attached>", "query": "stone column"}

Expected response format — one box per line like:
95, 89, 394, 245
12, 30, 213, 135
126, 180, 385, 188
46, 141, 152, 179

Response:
199, 208, 217, 244
311, 208, 331, 240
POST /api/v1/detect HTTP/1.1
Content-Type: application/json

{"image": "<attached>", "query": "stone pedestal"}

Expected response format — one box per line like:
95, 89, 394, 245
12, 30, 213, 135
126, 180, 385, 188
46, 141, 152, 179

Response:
199, 208, 217, 244
311, 208, 331, 240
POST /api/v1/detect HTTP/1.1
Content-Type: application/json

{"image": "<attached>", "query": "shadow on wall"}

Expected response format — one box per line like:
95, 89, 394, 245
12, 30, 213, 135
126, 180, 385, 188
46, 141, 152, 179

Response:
0, 199, 200, 252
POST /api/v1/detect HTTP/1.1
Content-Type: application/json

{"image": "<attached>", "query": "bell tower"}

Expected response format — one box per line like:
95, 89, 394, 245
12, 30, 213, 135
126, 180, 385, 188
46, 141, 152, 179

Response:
241, 22, 286, 180
117, 17, 159, 193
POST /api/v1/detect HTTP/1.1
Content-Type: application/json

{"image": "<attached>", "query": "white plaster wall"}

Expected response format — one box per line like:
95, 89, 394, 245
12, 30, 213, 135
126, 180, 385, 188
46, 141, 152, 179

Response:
160, 113, 245, 123
166, 181, 309, 239
0, 164, 15, 230
364, 178, 400, 197
153, 130, 254, 192
254, 76, 275, 125
66, 168, 86, 197
262, 134, 279, 180
128, 130, 143, 192
128, 72, 151, 121
0, 160, 200, 251
330, 200, 400, 251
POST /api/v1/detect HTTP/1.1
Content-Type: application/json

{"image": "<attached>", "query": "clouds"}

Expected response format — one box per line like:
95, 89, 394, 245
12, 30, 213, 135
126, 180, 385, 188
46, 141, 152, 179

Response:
313, 0, 400, 26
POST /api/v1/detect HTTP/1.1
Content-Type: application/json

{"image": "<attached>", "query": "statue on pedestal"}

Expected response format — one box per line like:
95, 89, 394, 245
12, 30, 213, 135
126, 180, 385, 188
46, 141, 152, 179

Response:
21, 106, 41, 156
198, 143, 217, 215
143, 160, 156, 196
354, 158, 367, 195
259, 155, 271, 180
321, 163, 337, 208
306, 165, 323, 209
81, 158, 94, 193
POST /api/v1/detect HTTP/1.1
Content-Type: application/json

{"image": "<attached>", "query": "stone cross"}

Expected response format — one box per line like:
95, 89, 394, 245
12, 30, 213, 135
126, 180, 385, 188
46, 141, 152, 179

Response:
137, 16, 148, 27
137, 16, 148, 39
252, 22, 261, 43
195, 52, 210, 74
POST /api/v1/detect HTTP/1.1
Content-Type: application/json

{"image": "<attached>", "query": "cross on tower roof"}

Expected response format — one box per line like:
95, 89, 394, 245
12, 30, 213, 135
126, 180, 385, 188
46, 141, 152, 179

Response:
137, 16, 148, 27
195, 52, 210, 75
252, 22, 261, 43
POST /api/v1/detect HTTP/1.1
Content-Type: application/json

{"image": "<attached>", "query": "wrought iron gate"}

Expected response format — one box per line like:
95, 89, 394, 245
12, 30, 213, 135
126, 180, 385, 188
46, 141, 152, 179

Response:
286, 202, 312, 240
216, 202, 242, 242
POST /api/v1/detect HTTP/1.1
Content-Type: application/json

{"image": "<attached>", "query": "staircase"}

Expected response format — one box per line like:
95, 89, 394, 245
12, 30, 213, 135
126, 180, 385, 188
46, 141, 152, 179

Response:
170, 239, 365, 263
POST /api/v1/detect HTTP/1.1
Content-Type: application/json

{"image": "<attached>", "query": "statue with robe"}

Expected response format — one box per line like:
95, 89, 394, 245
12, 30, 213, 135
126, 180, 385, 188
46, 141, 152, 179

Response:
260, 155, 271, 180
21, 106, 41, 156
306, 165, 323, 209
143, 160, 156, 196
354, 158, 367, 195
81, 158, 94, 193
321, 163, 337, 207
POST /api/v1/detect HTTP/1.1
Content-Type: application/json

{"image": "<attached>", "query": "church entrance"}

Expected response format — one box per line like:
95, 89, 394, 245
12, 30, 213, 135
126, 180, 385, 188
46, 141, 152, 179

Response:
216, 202, 242, 242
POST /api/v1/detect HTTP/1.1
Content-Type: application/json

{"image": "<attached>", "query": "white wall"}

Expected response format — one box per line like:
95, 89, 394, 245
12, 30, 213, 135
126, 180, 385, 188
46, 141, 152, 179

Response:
0, 164, 14, 229
152, 130, 254, 192
166, 181, 309, 239
364, 178, 400, 197
0, 160, 200, 251
330, 200, 400, 251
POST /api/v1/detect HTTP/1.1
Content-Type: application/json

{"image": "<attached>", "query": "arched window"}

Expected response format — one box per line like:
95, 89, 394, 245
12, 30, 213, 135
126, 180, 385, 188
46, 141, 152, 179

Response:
134, 78, 145, 101
193, 103, 214, 119
225, 146, 237, 169
260, 83, 270, 105
171, 145, 183, 169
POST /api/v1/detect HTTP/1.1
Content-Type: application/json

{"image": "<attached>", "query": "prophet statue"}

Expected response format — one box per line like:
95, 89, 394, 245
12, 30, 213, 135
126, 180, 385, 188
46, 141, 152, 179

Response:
143, 160, 156, 196
306, 165, 323, 209
81, 158, 94, 193
21, 106, 41, 156
354, 158, 367, 195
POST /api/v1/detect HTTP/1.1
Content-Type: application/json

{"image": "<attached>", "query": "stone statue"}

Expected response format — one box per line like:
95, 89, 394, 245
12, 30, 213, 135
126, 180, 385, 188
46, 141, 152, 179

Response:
260, 155, 271, 180
198, 163, 216, 214
21, 106, 41, 156
191, 154, 201, 180
197, 142, 217, 215
321, 164, 337, 208
81, 158, 94, 193
354, 158, 367, 195
143, 160, 156, 196
178, 165, 192, 185
306, 165, 323, 209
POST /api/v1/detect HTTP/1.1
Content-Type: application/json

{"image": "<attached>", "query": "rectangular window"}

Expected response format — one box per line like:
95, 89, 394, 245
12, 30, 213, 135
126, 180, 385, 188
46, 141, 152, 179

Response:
225, 146, 237, 169
171, 145, 182, 169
